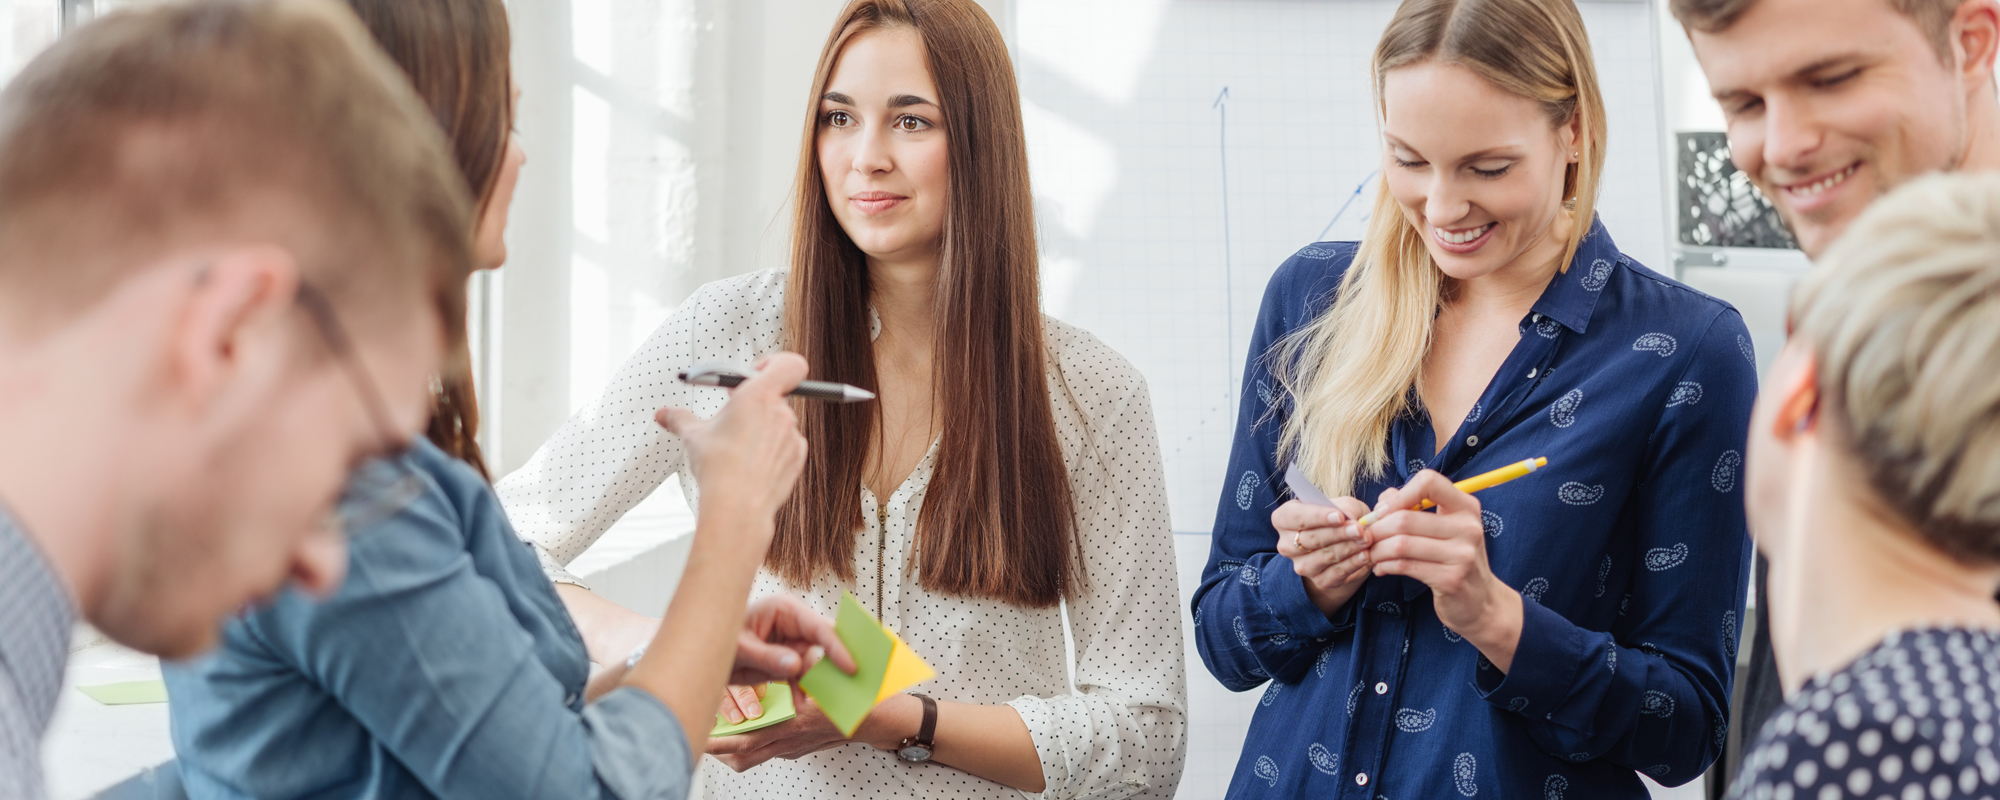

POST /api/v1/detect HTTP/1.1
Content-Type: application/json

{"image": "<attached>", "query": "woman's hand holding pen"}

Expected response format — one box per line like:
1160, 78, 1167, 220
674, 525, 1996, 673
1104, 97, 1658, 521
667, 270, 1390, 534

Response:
655, 352, 810, 527
1274, 497, 1376, 618
1364, 470, 1523, 672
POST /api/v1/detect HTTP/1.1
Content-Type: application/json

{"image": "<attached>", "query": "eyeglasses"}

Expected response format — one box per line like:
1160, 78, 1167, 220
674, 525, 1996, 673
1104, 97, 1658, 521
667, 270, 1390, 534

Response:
294, 281, 427, 533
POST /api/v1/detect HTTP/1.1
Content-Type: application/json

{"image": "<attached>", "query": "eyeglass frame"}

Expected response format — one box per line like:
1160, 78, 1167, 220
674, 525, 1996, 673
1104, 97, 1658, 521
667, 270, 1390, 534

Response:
293, 280, 428, 533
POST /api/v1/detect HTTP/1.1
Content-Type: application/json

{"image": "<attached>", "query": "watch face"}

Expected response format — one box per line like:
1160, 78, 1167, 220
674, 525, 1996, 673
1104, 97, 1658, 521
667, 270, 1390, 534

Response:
898, 745, 933, 762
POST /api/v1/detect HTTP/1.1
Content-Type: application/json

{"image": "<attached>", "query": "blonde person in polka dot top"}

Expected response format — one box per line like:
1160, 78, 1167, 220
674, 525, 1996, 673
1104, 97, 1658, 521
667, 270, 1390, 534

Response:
1728, 174, 2000, 800
493, 0, 1186, 797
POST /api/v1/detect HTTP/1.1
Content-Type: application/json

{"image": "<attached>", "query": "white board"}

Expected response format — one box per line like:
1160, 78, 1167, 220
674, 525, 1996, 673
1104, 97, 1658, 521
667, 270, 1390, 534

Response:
1019, 0, 1669, 531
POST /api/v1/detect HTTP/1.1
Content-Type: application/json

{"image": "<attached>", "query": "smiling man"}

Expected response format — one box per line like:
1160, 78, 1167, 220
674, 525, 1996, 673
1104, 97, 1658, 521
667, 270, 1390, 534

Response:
0, 2, 478, 798
1675, 0, 2000, 257
1671, 0, 2000, 788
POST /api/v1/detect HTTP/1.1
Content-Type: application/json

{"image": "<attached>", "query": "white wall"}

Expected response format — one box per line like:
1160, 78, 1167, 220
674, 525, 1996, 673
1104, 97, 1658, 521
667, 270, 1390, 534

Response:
490, 0, 849, 473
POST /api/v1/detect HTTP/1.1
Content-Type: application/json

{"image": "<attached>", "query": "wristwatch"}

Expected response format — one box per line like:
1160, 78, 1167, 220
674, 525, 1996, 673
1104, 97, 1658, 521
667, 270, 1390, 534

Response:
896, 693, 938, 763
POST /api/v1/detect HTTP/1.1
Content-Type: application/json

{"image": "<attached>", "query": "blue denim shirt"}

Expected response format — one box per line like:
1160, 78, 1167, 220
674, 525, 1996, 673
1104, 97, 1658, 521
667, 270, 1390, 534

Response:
164, 439, 691, 800
1194, 221, 1756, 798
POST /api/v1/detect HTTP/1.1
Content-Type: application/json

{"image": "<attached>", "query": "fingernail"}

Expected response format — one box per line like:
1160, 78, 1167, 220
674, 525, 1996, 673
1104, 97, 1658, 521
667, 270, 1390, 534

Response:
779, 653, 799, 672
1327, 512, 1343, 525
746, 700, 762, 718
727, 709, 743, 723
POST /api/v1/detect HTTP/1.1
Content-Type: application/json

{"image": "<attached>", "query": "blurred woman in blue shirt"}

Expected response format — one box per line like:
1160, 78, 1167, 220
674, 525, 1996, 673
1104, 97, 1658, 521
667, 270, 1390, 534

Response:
1193, 0, 1757, 797
164, 3, 847, 798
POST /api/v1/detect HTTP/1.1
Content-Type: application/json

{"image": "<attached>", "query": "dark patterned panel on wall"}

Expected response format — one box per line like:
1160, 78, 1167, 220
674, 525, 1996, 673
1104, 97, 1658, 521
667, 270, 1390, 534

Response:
1678, 132, 1797, 250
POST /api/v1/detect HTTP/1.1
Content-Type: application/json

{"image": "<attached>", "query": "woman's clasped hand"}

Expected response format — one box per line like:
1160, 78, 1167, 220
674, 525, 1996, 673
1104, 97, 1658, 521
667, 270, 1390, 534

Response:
1281, 470, 1524, 671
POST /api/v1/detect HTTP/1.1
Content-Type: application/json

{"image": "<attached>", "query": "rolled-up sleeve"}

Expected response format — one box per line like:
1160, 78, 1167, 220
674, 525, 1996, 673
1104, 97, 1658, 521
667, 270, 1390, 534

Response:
1193, 246, 1358, 691
495, 274, 782, 584
246, 469, 694, 799
584, 688, 693, 800
1470, 310, 1756, 785
1006, 350, 1187, 799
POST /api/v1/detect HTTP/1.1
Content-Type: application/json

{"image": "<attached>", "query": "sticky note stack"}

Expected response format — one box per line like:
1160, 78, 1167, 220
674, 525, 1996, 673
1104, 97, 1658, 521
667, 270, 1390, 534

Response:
797, 591, 935, 736
710, 683, 797, 736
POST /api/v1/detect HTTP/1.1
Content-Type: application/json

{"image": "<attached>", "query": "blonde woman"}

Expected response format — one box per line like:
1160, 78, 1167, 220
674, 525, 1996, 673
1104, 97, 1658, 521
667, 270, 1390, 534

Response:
496, 0, 1185, 796
1193, 0, 1757, 796
1728, 176, 2000, 800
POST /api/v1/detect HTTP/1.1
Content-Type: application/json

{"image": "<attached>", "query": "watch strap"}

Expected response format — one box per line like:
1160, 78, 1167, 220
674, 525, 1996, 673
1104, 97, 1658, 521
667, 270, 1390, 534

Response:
913, 692, 938, 747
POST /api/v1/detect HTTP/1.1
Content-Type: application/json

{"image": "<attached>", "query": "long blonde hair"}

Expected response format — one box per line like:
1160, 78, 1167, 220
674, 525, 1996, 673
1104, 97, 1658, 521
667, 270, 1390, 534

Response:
1274, 0, 1607, 494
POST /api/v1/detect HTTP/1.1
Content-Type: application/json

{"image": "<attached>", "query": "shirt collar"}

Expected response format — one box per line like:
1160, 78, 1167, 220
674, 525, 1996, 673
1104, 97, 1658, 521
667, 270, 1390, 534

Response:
1529, 216, 1619, 335
0, 501, 79, 737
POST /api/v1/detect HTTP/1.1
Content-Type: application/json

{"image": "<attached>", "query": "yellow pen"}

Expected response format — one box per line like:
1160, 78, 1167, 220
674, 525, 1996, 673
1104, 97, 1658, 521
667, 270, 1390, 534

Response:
1357, 457, 1549, 527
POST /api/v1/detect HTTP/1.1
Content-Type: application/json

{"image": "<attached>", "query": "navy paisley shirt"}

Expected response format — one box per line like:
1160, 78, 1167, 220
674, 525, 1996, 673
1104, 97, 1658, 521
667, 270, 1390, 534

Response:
1193, 221, 1757, 799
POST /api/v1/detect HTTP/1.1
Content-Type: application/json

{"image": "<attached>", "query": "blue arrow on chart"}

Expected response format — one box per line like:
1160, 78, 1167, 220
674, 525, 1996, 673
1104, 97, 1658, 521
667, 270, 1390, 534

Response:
1318, 170, 1379, 242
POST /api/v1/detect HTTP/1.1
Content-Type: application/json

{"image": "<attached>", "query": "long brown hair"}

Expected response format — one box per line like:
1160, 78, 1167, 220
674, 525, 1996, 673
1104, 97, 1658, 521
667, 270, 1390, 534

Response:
341, 0, 513, 479
774, 0, 1077, 608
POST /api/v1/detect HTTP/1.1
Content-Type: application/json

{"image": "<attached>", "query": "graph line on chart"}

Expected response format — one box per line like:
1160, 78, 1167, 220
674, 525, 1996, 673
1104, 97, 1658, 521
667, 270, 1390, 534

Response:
1214, 86, 1233, 393
1317, 170, 1379, 242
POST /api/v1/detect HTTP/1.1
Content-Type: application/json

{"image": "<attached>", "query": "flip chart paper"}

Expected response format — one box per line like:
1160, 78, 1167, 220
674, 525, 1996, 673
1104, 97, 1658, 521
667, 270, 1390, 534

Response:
710, 683, 797, 737
797, 591, 895, 736
78, 679, 168, 705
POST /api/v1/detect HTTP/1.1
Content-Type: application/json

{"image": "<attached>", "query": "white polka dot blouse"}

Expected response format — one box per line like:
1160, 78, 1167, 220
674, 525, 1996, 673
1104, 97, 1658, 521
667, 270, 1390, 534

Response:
495, 269, 1189, 799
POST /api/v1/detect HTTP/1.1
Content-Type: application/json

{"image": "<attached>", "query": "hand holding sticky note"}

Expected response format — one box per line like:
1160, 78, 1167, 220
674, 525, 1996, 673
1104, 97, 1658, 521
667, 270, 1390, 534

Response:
796, 591, 935, 737
710, 683, 797, 737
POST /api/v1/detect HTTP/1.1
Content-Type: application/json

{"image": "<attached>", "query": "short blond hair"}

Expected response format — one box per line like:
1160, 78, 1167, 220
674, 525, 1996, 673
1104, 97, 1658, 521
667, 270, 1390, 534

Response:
1795, 173, 2000, 563
0, 0, 474, 346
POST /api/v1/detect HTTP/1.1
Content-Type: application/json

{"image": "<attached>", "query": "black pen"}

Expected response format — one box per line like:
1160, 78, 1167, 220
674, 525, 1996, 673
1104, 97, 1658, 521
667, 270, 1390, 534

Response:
677, 362, 875, 403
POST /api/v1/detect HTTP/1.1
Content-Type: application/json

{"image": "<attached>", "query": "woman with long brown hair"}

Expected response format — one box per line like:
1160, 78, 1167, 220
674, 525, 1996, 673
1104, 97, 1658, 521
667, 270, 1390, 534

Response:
496, 0, 1187, 796
163, 1, 849, 798
1193, 0, 1755, 796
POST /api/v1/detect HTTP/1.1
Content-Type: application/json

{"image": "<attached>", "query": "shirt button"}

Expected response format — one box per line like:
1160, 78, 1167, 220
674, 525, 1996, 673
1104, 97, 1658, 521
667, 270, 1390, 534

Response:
1466, 435, 1479, 447
1374, 682, 1388, 695
1355, 772, 1370, 786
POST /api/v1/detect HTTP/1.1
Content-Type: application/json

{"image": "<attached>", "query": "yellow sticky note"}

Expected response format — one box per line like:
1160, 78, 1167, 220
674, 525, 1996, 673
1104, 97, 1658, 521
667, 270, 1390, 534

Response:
874, 627, 935, 704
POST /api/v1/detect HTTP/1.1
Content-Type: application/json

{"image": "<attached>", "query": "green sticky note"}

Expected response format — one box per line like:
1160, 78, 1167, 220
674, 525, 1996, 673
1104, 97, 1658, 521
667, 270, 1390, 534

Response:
710, 683, 797, 737
796, 591, 893, 736
78, 679, 168, 705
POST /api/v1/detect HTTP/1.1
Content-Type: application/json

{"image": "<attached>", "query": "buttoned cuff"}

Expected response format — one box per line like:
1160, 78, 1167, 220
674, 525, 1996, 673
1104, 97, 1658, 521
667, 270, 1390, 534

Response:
535, 545, 591, 590
1473, 598, 1582, 720
583, 687, 692, 800
1262, 557, 1348, 642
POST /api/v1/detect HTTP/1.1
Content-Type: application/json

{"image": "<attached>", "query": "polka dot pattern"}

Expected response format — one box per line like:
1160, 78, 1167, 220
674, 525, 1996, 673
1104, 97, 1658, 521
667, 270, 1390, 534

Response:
1728, 627, 2000, 800
496, 269, 1189, 798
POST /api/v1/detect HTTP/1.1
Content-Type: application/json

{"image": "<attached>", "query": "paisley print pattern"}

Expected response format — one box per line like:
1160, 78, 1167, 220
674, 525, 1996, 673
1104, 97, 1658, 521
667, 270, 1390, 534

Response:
1454, 752, 1479, 795
1252, 755, 1280, 786
1549, 388, 1583, 428
1308, 742, 1339, 775
1235, 471, 1261, 510
1644, 543, 1688, 571
1640, 690, 1675, 718
1712, 450, 1741, 493
1558, 482, 1604, 505
1632, 332, 1677, 357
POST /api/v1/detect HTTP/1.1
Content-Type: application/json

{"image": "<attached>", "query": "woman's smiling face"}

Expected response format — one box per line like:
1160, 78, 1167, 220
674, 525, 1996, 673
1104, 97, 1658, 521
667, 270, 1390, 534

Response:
1380, 60, 1580, 282
816, 26, 950, 265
